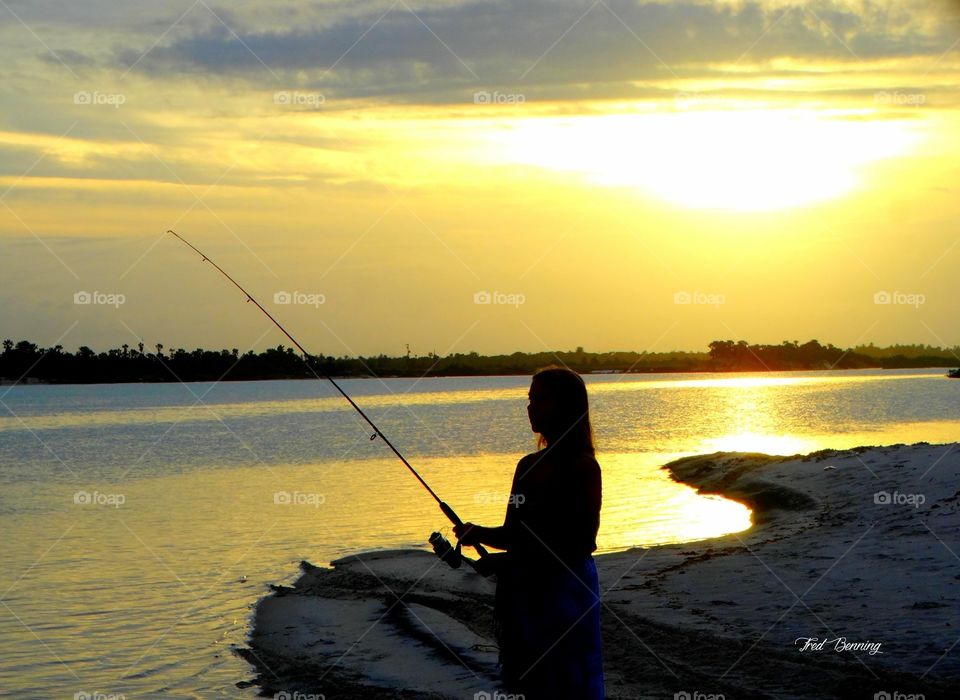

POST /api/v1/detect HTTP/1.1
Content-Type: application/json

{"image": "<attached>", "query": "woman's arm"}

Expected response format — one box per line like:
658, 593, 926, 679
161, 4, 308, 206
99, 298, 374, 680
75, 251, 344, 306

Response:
452, 522, 512, 550
475, 524, 512, 550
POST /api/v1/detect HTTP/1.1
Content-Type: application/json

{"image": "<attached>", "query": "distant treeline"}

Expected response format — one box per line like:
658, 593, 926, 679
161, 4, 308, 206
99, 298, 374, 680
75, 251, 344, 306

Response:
0, 338, 957, 384
707, 340, 958, 371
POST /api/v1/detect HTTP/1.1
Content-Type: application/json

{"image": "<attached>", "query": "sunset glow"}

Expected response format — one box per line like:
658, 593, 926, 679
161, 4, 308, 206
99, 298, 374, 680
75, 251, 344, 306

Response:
0, 0, 957, 356
488, 108, 924, 211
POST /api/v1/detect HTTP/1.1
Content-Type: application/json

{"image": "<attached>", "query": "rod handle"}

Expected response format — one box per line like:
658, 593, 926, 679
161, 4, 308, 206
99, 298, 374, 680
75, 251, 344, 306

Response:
439, 501, 489, 558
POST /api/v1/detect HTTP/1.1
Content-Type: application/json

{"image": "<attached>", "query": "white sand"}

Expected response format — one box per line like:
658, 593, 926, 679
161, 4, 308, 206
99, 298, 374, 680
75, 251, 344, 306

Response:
244, 442, 960, 698
605, 442, 960, 678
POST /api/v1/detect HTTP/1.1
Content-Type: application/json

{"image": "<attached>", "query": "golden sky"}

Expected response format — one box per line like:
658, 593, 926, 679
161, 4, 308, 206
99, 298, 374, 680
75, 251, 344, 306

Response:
1, 0, 959, 356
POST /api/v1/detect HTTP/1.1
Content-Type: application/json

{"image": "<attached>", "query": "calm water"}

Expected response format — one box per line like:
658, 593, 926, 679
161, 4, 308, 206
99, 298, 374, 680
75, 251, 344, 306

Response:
1, 368, 958, 698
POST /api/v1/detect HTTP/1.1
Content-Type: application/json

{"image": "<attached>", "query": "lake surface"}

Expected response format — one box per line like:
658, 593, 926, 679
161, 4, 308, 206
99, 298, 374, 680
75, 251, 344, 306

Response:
1, 368, 958, 697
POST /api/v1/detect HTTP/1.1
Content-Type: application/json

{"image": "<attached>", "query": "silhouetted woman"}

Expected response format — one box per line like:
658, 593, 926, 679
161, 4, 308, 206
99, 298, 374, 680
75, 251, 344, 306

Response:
455, 366, 604, 699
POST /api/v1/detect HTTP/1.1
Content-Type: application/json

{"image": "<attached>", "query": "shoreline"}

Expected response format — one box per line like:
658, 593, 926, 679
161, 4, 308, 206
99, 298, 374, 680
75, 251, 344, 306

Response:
240, 442, 960, 699
4, 365, 958, 387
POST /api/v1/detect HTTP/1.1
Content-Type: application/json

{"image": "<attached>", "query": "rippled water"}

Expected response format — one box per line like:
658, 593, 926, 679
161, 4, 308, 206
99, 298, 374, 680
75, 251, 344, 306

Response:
1, 369, 957, 697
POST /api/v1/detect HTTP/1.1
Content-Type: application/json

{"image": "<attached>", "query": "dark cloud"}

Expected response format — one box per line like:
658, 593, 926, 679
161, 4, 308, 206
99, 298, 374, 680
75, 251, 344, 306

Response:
37, 49, 97, 68
109, 0, 956, 101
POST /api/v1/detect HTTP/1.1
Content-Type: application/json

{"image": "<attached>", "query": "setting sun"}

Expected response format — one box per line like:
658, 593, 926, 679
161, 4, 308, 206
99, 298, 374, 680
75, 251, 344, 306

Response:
487, 108, 923, 211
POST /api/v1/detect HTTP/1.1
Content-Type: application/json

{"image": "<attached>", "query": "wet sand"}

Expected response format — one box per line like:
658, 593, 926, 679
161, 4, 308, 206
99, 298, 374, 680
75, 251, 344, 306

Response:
240, 442, 960, 699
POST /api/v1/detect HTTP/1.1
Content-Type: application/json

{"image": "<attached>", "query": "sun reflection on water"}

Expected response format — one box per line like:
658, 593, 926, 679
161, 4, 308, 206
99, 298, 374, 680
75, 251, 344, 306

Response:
700, 432, 819, 456
592, 452, 753, 551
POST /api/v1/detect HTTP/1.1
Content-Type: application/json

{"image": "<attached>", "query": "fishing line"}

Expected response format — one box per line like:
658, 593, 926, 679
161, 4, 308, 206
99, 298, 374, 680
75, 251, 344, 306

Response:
168, 230, 487, 560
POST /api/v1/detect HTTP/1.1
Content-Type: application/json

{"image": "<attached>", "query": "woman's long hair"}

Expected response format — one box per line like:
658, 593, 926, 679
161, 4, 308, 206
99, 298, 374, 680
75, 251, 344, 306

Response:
531, 365, 595, 455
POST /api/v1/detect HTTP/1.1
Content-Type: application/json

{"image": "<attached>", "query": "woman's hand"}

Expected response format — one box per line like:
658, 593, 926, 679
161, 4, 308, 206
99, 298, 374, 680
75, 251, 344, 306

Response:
453, 522, 482, 546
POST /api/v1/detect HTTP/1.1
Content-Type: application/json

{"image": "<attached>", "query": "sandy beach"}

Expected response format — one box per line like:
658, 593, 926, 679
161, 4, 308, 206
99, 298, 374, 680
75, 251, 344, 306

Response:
241, 442, 960, 699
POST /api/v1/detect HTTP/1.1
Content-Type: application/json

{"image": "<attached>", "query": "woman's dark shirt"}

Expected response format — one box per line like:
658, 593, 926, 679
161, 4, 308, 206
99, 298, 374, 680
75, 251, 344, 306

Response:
501, 448, 601, 564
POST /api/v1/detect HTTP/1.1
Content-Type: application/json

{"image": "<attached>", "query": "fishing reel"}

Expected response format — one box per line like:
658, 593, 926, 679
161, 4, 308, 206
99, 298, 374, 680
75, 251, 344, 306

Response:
429, 531, 463, 569
429, 531, 503, 578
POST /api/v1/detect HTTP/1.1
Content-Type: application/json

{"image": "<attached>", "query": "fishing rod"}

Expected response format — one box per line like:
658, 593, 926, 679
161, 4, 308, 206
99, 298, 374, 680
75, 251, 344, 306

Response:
168, 230, 488, 566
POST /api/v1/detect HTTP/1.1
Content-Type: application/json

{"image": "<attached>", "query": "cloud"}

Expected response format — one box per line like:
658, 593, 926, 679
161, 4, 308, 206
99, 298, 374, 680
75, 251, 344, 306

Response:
102, 0, 957, 102
1, 0, 956, 193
